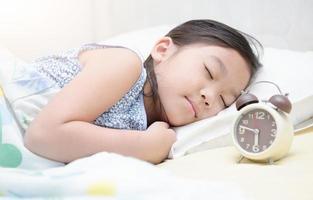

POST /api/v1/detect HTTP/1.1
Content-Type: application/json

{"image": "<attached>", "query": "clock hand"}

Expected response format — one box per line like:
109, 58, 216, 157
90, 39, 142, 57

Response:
239, 125, 258, 134
254, 132, 259, 146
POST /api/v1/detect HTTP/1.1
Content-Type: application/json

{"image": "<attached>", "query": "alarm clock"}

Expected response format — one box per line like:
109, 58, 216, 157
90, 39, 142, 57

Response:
232, 81, 294, 164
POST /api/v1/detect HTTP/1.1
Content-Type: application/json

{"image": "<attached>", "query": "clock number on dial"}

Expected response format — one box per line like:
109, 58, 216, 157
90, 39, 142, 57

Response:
256, 112, 265, 120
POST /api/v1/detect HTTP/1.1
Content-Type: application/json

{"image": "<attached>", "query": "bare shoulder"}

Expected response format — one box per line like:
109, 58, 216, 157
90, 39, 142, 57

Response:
79, 47, 142, 73
78, 47, 143, 100
34, 47, 144, 125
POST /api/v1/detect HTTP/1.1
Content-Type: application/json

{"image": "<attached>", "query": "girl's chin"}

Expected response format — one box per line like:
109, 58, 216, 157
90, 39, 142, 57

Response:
167, 117, 194, 127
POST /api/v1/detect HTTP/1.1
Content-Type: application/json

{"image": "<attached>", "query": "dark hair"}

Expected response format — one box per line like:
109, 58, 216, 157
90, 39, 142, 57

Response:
144, 19, 263, 105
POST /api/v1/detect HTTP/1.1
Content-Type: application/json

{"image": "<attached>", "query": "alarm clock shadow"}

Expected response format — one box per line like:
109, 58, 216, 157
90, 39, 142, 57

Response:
234, 154, 294, 166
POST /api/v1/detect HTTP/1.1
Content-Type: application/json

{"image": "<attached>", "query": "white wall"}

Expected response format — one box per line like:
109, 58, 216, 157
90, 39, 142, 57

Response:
0, 0, 94, 61
0, 0, 312, 61
93, 0, 313, 51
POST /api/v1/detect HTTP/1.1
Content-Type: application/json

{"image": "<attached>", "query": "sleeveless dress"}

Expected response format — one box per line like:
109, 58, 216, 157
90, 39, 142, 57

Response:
6, 43, 148, 132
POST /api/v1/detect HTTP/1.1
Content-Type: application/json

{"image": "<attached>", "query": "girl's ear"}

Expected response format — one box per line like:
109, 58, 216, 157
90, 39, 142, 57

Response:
150, 36, 178, 64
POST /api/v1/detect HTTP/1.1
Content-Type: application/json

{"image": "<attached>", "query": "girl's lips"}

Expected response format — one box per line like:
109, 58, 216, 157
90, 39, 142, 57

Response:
186, 96, 197, 118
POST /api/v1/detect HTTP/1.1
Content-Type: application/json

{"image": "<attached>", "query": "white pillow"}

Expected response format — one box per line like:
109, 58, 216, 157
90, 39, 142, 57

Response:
99, 26, 313, 158
99, 25, 176, 62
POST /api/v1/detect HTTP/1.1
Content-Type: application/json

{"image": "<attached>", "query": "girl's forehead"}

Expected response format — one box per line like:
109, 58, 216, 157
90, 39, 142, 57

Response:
179, 45, 239, 60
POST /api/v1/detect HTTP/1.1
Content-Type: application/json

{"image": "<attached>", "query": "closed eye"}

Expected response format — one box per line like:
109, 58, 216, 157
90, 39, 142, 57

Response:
220, 95, 229, 108
204, 65, 214, 79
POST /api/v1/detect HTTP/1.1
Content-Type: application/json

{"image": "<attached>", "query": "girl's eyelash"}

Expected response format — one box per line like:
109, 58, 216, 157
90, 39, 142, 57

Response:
220, 95, 229, 108
205, 66, 214, 79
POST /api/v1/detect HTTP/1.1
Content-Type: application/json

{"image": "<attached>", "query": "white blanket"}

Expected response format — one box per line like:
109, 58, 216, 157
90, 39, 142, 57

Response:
0, 152, 248, 199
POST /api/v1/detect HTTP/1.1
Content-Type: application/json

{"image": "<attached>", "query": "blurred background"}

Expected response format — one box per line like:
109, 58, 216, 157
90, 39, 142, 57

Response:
0, 0, 312, 61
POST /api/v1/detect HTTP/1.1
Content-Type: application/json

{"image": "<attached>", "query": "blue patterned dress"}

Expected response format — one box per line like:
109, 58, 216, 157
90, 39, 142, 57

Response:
6, 43, 148, 132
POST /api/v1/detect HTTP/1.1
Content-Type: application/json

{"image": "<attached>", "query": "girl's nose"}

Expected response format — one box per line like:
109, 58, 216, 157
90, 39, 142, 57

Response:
201, 94, 210, 107
200, 88, 219, 108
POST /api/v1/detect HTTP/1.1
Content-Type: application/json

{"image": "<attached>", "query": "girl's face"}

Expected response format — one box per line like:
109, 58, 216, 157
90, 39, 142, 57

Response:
151, 37, 251, 126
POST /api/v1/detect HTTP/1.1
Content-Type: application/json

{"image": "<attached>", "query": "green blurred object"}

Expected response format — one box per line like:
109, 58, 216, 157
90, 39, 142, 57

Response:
0, 112, 22, 168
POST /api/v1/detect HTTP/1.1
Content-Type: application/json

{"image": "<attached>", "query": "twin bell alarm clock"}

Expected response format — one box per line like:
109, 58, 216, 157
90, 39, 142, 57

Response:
231, 81, 294, 164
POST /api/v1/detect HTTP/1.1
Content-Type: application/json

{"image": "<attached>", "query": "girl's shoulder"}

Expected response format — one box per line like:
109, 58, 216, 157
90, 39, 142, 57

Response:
79, 45, 142, 69
79, 46, 144, 92
77, 43, 144, 68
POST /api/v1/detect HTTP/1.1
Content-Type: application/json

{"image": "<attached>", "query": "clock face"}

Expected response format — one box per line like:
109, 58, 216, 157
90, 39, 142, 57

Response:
235, 108, 277, 153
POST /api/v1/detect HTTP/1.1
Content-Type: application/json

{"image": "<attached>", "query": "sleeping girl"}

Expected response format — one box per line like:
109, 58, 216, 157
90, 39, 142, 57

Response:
18, 19, 262, 164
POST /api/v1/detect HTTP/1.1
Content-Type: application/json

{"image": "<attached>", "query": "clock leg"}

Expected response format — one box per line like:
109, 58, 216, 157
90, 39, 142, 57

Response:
267, 158, 274, 165
237, 155, 245, 163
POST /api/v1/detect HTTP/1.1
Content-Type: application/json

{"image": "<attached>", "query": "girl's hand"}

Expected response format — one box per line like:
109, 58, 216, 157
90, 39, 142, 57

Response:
143, 121, 177, 164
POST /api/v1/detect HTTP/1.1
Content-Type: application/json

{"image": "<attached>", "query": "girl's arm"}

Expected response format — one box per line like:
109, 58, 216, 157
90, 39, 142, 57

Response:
24, 48, 176, 164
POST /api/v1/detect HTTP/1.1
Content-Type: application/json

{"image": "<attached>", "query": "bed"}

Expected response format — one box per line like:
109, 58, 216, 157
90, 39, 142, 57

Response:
1, 0, 313, 199
160, 127, 313, 200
